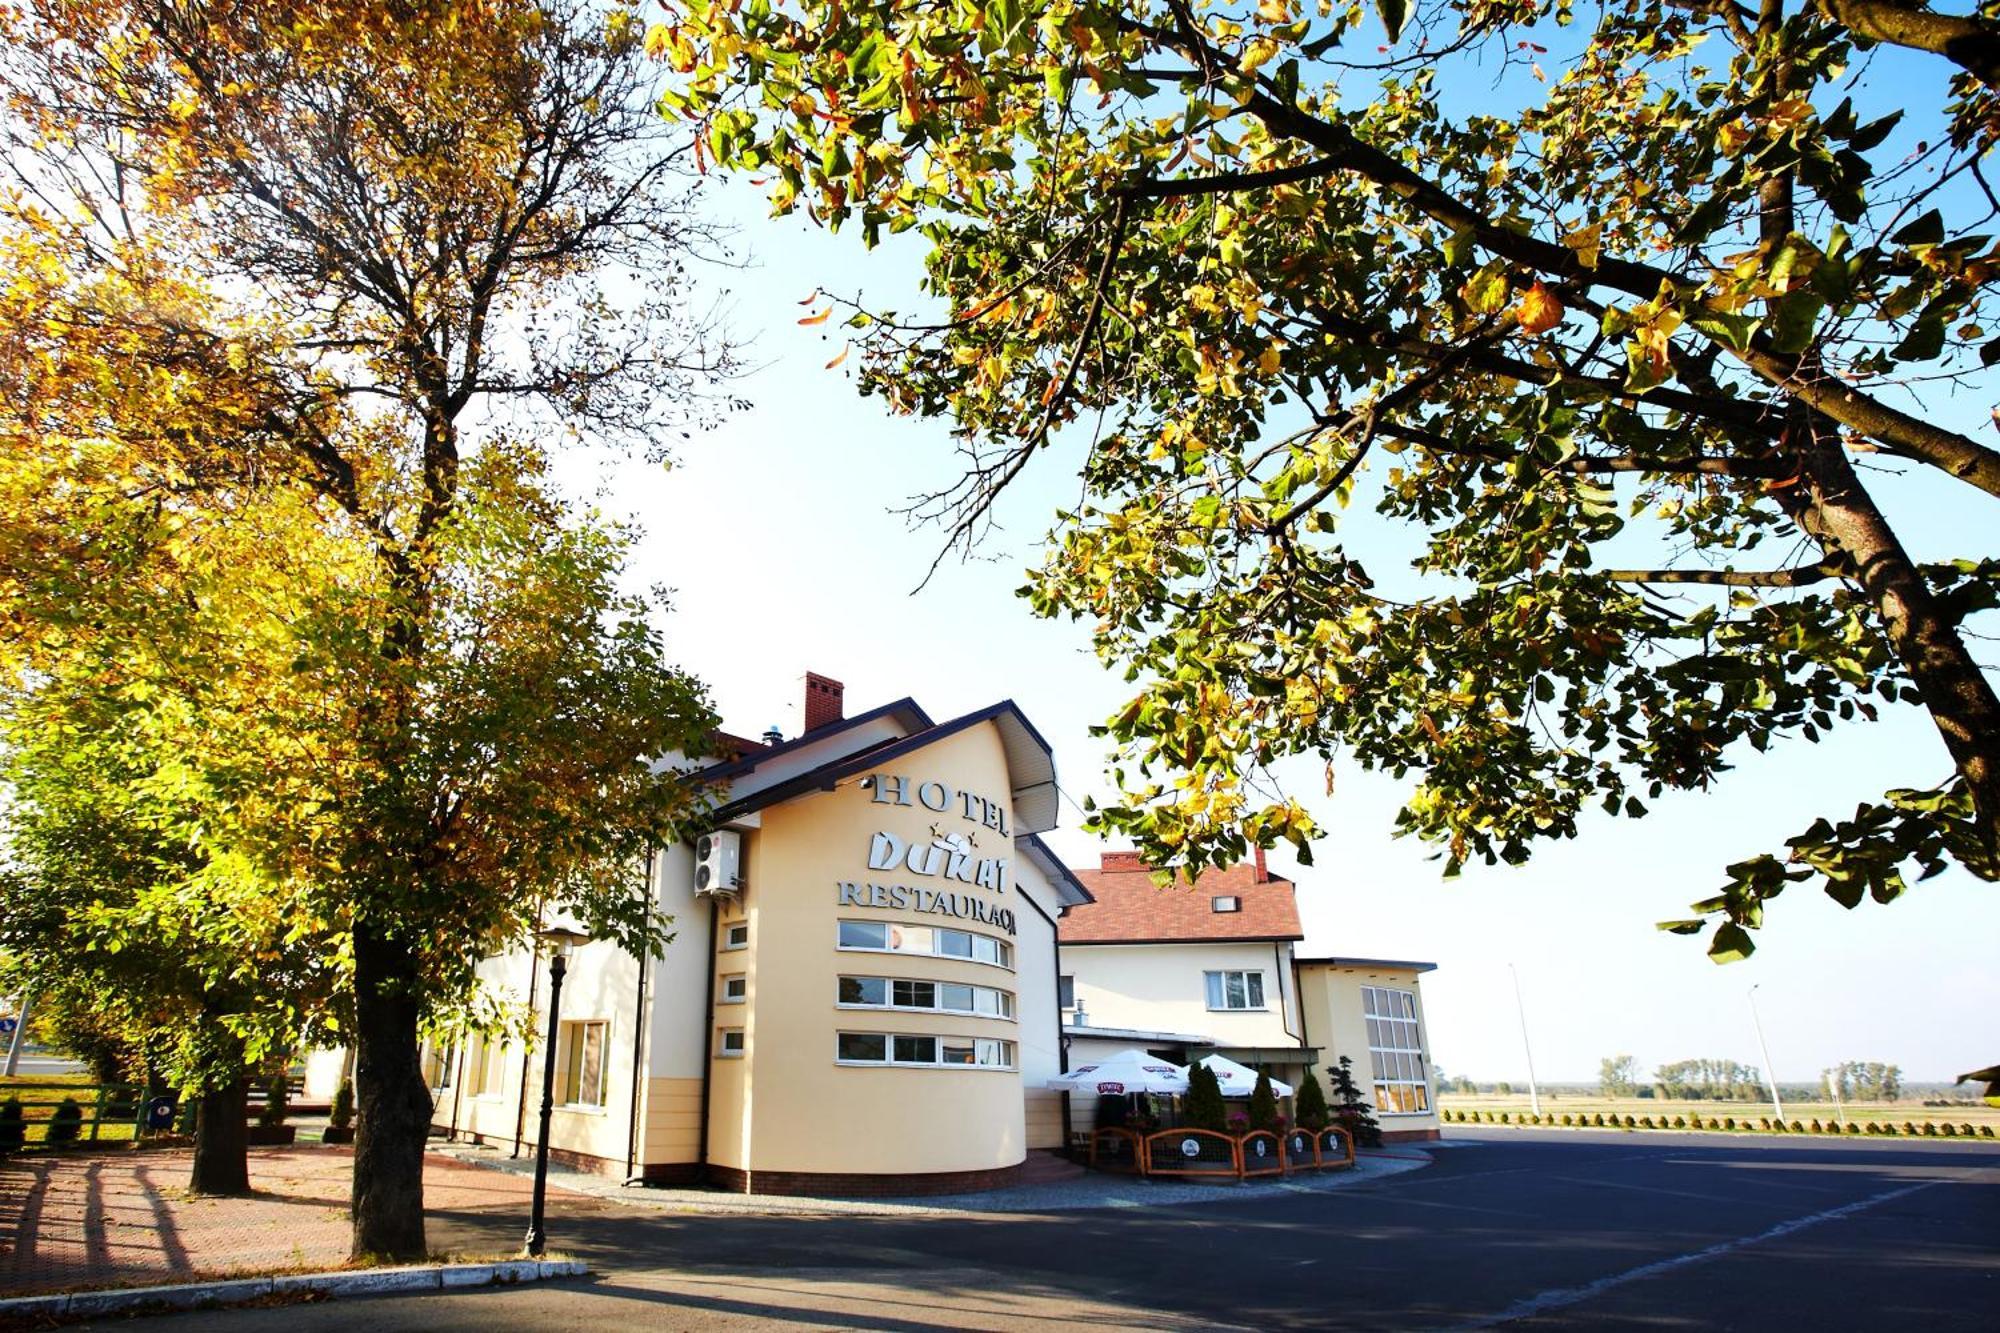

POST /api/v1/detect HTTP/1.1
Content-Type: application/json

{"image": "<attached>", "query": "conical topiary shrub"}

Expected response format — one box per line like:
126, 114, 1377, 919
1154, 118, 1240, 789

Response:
1327, 1055, 1383, 1148
1293, 1068, 1330, 1131
0, 1098, 23, 1154
1184, 1062, 1228, 1132
1248, 1071, 1280, 1133
47, 1099, 82, 1145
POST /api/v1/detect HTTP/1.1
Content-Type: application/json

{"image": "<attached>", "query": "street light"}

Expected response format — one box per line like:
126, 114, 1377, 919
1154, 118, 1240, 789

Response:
1747, 984, 1785, 1123
525, 924, 590, 1258
1509, 963, 1542, 1119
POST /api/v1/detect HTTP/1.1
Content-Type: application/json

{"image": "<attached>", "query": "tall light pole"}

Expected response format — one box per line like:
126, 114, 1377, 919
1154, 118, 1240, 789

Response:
1748, 984, 1784, 1123
1509, 964, 1542, 1118
525, 926, 589, 1258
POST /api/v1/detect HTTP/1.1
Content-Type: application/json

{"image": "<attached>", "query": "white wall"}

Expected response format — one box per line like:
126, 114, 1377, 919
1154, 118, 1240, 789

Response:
1062, 940, 1303, 1048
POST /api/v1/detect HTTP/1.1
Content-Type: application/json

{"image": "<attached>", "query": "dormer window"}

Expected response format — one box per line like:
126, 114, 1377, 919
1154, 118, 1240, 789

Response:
1212, 895, 1241, 913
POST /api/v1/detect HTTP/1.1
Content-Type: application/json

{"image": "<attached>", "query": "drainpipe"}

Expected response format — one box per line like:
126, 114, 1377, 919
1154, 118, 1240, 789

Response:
695, 897, 719, 1178
625, 852, 655, 1184
447, 1039, 467, 1139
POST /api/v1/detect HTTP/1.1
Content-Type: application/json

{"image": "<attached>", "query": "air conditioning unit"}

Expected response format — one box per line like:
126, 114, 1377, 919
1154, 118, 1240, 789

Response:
694, 829, 743, 897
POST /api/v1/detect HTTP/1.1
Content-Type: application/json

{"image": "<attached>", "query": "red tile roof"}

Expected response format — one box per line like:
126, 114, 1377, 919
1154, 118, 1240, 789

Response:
1059, 854, 1303, 944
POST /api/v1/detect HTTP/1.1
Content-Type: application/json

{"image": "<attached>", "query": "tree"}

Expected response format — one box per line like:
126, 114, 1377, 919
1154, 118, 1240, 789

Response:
1829, 1059, 1903, 1101
658, 0, 2000, 959
1600, 1055, 1640, 1098
1294, 1066, 1330, 1131
2, 0, 730, 1258
1184, 1060, 1228, 1130
1327, 1055, 1383, 1148
1496, 1081, 1515, 1097
1248, 1068, 1280, 1131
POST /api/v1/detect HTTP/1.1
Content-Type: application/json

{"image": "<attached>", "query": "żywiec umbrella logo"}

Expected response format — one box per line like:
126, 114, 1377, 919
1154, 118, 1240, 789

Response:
1180, 1138, 1201, 1158
1096, 1082, 1125, 1094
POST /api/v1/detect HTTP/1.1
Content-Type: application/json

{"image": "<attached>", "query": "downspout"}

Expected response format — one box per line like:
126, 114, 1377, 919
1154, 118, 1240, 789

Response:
511, 944, 543, 1158
625, 850, 655, 1184
695, 897, 719, 1178
446, 1039, 467, 1140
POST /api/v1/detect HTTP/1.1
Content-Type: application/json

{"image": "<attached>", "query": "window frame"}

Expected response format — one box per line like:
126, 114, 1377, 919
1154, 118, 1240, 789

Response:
1361, 985, 1430, 1115
836, 974, 1016, 1021
834, 1030, 1017, 1070
554, 1018, 610, 1109
1211, 895, 1242, 913
716, 1026, 746, 1058
719, 973, 747, 1005
1203, 969, 1268, 1011
835, 919, 1015, 971
721, 922, 750, 951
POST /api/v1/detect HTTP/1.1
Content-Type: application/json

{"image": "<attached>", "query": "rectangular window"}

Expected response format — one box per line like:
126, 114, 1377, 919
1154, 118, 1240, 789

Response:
839, 975, 887, 1006
892, 979, 936, 1009
939, 982, 975, 1013
1204, 970, 1266, 1010
1058, 975, 1075, 1009
722, 922, 750, 951
837, 976, 1015, 1020
835, 921, 1012, 970
556, 1020, 608, 1107
835, 1033, 1016, 1069
1212, 895, 1241, 913
1362, 985, 1429, 1114
837, 1032, 887, 1062
467, 1034, 507, 1096
719, 974, 747, 1005
717, 1027, 746, 1058
423, 1042, 455, 1090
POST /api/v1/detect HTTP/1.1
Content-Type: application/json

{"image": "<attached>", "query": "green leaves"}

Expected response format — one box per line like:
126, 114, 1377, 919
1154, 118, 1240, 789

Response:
1376, 0, 1408, 44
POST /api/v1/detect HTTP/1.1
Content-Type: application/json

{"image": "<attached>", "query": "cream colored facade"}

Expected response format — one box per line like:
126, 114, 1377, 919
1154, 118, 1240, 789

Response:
1297, 959, 1441, 1140
420, 687, 1089, 1193
1062, 941, 1306, 1063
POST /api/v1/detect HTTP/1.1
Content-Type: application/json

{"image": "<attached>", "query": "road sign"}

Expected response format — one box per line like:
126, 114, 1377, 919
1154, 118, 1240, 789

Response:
0, 1018, 16, 1036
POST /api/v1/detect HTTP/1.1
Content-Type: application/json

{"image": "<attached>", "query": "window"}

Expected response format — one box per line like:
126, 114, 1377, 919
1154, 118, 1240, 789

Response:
836, 1032, 1015, 1068
422, 1042, 455, 1090
837, 976, 1015, 1019
1363, 986, 1430, 1114
1058, 975, 1075, 1009
1204, 970, 1267, 1011
467, 1034, 506, 1097
717, 1027, 746, 1058
719, 974, 747, 1005
722, 922, 750, 951
836, 920, 1013, 969
1212, 896, 1242, 913
555, 1020, 608, 1107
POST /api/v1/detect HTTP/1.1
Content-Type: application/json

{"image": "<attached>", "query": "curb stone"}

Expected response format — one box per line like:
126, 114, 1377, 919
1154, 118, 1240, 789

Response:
0, 1258, 586, 1322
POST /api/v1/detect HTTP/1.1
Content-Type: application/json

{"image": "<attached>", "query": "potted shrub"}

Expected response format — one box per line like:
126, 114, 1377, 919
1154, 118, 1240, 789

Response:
1293, 1069, 1329, 1133
247, 1070, 296, 1146
323, 1077, 355, 1145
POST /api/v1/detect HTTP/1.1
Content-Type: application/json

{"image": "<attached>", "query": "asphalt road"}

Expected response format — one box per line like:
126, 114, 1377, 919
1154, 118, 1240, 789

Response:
96, 1129, 2000, 1331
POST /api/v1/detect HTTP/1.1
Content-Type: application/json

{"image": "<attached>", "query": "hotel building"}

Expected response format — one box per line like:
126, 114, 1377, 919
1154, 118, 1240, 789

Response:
419, 674, 1093, 1195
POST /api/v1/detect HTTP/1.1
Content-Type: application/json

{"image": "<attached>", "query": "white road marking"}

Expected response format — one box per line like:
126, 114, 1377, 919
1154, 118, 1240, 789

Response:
1443, 1179, 1946, 1330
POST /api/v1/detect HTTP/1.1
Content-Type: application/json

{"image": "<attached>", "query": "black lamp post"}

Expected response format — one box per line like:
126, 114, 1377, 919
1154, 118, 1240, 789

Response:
525, 924, 590, 1258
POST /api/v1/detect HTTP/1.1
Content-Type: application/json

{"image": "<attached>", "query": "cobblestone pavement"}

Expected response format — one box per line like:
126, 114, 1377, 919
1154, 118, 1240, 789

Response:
0, 1147, 603, 1296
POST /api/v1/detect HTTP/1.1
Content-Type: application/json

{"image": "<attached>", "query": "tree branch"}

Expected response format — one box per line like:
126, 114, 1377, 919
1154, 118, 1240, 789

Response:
1816, 0, 2000, 89
1600, 563, 1845, 587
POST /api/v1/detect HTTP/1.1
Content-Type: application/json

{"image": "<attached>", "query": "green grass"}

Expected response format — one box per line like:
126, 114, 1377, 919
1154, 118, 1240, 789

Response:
0, 1077, 146, 1145
1439, 1093, 2000, 1134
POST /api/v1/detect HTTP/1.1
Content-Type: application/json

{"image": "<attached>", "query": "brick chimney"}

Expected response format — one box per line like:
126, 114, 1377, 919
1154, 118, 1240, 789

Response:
803, 672, 845, 733
1254, 845, 1269, 883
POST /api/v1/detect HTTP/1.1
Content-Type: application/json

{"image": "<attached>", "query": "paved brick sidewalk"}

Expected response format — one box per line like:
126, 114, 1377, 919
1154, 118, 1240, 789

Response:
0, 1147, 600, 1296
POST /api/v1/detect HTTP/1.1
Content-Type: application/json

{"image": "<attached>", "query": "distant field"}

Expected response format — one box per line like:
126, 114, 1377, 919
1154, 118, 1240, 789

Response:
1439, 1093, 2000, 1132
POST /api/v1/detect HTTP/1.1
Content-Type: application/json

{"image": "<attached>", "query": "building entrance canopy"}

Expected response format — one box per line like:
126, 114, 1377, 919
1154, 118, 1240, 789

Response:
1046, 1049, 1189, 1096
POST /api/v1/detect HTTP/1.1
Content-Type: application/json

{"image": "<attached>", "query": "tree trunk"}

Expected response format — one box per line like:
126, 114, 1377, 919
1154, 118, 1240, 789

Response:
1790, 420, 2000, 865
189, 1080, 249, 1195
349, 924, 432, 1261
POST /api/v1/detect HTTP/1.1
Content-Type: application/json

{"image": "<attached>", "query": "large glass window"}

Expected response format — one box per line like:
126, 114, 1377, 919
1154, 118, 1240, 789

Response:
837, 976, 1014, 1019
835, 1032, 1016, 1068
1058, 975, 1075, 1009
1362, 986, 1430, 1114
1204, 970, 1267, 1010
836, 921, 1013, 969
555, 1019, 608, 1107
467, 1033, 506, 1096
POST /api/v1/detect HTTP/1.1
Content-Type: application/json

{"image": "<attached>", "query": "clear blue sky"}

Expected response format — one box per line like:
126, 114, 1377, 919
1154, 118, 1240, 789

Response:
559, 170, 1996, 1089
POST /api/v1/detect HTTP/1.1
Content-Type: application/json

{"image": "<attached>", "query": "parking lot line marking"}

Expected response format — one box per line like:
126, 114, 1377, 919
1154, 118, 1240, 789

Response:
1442, 1179, 1945, 1330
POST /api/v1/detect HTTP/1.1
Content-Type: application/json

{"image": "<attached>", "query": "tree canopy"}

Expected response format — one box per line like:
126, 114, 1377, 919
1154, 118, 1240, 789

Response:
2, 0, 729, 1254
657, 0, 2000, 957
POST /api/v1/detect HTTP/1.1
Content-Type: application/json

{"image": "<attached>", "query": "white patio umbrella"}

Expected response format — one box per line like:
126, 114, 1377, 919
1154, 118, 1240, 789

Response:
1197, 1054, 1294, 1098
1045, 1049, 1189, 1095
